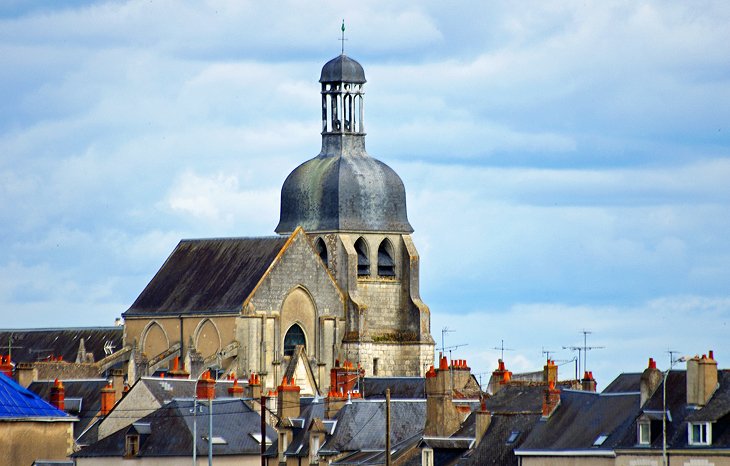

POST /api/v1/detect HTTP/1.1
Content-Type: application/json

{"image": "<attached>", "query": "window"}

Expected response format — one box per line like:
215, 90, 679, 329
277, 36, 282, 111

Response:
638, 422, 651, 445
421, 448, 434, 466
315, 238, 328, 267
355, 237, 370, 276
283, 324, 306, 357
688, 422, 711, 445
125, 434, 140, 457
593, 434, 609, 446
373, 358, 379, 376
506, 431, 521, 444
377, 239, 395, 277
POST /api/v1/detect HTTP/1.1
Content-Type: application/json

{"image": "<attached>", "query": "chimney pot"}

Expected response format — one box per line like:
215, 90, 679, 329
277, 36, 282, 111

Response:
100, 382, 116, 415
51, 379, 65, 411
709, 350, 715, 360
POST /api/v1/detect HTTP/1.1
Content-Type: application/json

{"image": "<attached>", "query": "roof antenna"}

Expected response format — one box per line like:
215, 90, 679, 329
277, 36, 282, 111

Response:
339, 19, 347, 55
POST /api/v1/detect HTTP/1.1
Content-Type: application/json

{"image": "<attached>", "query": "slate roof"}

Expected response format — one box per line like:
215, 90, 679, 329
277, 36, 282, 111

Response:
0, 327, 122, 363
28, 379, 107, 441
320, 399, 426, 454
362, 377, 425, 399
602, 372, 641, 393
485, 385, 546, 414
517, 389, 640, 454
138, 376, 245, 404
0, 373, 70, 420
320, 54, 366, 84
74, 398, 275, 458
124, 237, 288, 316
265, 397, 326, 458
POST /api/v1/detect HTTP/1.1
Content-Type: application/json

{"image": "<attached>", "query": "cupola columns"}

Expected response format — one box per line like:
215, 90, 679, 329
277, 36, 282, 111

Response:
321, 80, 365, 134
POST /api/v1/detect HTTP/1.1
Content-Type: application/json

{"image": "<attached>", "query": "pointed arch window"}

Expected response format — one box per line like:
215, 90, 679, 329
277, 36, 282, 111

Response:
377, 239, 395, 277
283, 324, 306, 357
315, 237, 328, 267
354, 237, 370, 277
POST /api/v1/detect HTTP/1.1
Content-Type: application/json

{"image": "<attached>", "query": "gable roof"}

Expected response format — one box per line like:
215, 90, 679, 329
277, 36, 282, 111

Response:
362, 377, 425, 399
517, 389, 640, 454
74, 398, 275, 458
0, 327, 122, 363
124, 236, 289, 316
0, 373, 70, 420
321, 399, 426, 454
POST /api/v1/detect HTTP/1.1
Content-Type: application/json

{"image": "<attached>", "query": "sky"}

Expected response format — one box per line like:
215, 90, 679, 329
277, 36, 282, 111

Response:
1, 1, 729, 387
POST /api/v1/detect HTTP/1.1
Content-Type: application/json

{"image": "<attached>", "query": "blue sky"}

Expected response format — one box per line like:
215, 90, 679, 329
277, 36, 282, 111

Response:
1, 1, 729, 386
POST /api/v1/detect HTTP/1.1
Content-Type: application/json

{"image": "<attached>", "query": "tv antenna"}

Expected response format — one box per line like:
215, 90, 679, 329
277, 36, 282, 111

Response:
491, 339, 514, 361
440, 327, 456, 353
542, 347, 557, 362
563, 330, 604, 377
666, 349, 683, 367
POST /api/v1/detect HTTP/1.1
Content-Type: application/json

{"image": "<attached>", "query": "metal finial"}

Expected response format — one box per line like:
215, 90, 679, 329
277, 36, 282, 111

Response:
340, 19, 347, 55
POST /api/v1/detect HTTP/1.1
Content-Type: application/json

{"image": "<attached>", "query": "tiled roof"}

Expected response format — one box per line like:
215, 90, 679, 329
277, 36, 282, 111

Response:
362, 377, 425, 399
124, 237, 288, 316
0, 373, 69, 419
28, 379, 107, 441
74, 398, 274, 457
0, 327, 122, 363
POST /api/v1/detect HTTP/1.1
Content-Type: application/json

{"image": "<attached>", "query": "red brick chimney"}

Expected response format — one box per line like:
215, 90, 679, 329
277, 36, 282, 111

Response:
277, 376, 301, 419
100, 381, 116, 415
329, 360, 361, 395
542, 381, 561, 417
543, 359, 558, 385
489, 359, 512, 394
196, 370, 216, 400
0, 355, 13, 377
168, 356, 190, 379
50, 379, 65, 411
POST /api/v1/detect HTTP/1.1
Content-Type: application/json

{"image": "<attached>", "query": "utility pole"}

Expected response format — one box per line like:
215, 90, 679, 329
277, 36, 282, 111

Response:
260, 393, 267, 466
192, 398, 198, 466
208, 399, 213, 466
385, 388, 391, 466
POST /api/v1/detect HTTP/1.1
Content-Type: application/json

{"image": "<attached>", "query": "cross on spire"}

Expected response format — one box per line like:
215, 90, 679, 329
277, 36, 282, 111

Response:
339, 19, 348, 55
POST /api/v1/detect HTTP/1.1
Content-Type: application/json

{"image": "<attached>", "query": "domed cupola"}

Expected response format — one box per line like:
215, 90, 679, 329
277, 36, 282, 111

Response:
275, 54, 413, 235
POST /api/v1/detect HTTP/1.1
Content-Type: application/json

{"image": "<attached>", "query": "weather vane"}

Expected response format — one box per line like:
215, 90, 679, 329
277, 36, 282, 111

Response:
339, 20, 347, 54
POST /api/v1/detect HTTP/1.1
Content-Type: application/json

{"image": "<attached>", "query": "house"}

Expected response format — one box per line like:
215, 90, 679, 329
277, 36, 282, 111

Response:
0, 373, 75, 465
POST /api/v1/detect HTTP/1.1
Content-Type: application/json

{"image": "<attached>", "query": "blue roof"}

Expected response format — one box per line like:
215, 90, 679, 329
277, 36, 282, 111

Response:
0, 373, 69, 419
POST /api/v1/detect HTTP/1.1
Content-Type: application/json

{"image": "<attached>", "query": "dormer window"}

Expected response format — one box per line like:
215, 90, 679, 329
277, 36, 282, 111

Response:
638, 421, 651, 445
125, 434, 140, 457
689, 422, 712, 446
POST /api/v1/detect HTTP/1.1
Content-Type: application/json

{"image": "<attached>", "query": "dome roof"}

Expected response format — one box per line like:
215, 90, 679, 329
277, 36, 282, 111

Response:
275, 141, 413, 234
320, 54, 366, 84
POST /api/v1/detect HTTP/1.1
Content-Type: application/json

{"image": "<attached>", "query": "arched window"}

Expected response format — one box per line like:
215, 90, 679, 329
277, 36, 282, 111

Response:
354, 237, 370, 277
377, 239, 395, 277
315, 237, 328, 267
283, 324, 306, 357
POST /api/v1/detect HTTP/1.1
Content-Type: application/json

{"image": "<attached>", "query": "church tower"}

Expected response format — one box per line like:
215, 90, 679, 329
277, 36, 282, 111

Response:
276, 54, 435, 377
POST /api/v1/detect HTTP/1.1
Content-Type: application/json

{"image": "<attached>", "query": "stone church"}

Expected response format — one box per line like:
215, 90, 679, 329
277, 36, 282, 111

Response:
122, 53, 435, 393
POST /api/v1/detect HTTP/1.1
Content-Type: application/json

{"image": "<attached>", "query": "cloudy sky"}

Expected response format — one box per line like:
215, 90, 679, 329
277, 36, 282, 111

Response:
2, 1, 729, 386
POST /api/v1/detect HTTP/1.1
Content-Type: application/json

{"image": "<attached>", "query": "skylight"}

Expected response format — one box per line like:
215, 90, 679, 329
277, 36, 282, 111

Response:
593, 434, 609, 446
506, 431, 521, 444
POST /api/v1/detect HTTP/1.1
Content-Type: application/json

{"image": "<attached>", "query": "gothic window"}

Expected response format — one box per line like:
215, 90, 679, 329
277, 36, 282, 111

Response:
315, 237, 328, 267
283, 324, 306, 357
355, 237, 370, 277
377, 239, 395, 277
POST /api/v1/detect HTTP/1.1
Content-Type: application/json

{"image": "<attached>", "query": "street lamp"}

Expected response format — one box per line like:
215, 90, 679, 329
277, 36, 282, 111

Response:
662, 356, 687, 466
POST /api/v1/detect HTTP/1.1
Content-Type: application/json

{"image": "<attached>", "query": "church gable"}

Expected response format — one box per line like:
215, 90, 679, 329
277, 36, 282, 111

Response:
243, 228, 345, 318
124, 237, 288, 317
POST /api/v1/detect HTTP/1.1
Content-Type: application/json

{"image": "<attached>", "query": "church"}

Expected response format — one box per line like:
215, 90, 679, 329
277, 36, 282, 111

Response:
121, 53, 435, 394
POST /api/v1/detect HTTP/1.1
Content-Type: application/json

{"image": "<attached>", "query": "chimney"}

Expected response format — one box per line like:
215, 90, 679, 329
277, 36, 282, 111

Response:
228, 378, 244, 398
168, 356, 190, 379
0, 355, 13, 377
15, 362, 37, 388
111, 369, 125, 402
687, 351, 718, 407
474, 397, 492, 447
451, 359, 471, 391
543, 359, 558, 385
640, 358, 662, 406
50, 379, 65, 411
100, 381, 116, 415
488, 359, 512, 394
277, 376, 301, 419
196, 370, 216, 400
424, 354, 462, 437
542, 381, 561, 417
325, 389, 348, 419
329, 360, 360, 395
246, 373, 262, 400
581, 371, 597, 392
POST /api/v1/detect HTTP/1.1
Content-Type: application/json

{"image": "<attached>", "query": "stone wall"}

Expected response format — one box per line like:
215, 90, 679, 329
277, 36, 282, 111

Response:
0, 421, 73, 465
341, 341, 434, 377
